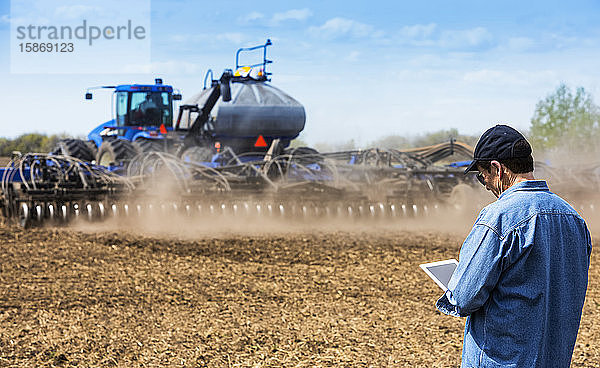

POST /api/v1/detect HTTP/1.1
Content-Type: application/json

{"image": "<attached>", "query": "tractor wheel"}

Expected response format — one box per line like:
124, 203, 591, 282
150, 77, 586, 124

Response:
133, 138, 165, 154
96, 140, 138, 166
285, 146, 322, 165
447, 183, 484, 215
53, 139, 97, 162
180, 146, 215, 163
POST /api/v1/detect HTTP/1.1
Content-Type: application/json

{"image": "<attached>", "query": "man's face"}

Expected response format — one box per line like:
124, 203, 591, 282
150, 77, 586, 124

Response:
477, 161, 503, 198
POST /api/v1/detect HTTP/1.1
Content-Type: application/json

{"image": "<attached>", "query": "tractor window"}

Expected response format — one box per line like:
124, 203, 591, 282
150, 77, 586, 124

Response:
128, 92, 173, 127
116, 92, 128, 126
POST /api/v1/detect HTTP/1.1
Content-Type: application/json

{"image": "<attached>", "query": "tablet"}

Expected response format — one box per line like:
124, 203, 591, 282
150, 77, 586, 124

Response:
419, 259, 458, 291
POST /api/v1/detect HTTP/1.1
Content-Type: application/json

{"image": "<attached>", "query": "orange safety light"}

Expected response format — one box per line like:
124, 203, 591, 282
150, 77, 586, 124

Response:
215, 141, 221, 153
159, 124, 167, 134
254, 135, 267, 147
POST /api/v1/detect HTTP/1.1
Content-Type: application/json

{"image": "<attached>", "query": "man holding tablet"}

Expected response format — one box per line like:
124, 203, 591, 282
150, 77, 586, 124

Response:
435, 125, 592, 367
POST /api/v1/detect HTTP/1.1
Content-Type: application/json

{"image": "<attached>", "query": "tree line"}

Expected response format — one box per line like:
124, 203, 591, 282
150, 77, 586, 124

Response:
1, 83, 597, 156
529, 83, 600, 153
305, 129, 480, 153
0, 133, 68, 157
305, 83, 600, 154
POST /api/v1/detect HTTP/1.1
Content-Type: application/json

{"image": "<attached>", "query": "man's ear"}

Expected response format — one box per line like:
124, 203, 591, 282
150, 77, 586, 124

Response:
490, 160, 502, 176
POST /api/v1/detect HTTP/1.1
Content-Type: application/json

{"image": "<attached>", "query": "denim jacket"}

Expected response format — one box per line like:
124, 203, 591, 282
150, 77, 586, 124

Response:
437, 180, 591, 368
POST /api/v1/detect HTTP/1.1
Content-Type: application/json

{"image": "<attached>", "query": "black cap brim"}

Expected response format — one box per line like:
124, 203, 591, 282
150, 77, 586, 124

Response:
464, 160, 478, 175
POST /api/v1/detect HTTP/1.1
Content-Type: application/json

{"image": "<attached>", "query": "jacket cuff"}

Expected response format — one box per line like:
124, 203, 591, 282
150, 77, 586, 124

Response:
436, 292, 463, 317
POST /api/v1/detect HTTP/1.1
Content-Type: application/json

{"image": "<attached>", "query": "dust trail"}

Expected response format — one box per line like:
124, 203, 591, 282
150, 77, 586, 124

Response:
532, 145, 600, 233
67, 145, 600, 238
66, 180, 600, 240
68, 189, 495, 241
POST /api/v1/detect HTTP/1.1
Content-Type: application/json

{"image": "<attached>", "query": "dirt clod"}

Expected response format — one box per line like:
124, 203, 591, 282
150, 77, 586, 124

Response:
0, 224, 598, 367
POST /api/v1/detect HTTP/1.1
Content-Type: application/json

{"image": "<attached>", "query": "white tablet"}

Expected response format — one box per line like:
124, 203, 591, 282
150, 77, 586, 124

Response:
419, 259, 459, 291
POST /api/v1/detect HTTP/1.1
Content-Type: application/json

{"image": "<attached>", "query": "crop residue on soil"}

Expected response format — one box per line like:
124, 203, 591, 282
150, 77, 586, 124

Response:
0, 224, 598, 367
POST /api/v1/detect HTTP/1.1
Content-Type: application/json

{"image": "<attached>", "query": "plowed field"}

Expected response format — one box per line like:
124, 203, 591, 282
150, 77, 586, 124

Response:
0, 219, 598, 367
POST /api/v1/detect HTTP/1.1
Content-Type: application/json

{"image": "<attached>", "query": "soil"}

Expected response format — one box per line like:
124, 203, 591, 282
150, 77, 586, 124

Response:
0, 221, 598, 367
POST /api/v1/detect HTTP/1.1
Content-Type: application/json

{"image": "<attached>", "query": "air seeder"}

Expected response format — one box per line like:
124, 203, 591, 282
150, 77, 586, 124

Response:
53, 40, 305, 167
1, 40, 484, 227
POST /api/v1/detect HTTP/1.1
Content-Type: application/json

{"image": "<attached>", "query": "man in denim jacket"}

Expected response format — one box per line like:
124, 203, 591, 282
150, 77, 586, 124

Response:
436, 125, 592, 367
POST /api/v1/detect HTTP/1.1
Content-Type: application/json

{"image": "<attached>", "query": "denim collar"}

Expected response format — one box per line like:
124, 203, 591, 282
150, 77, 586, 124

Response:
497, 180, 549, 201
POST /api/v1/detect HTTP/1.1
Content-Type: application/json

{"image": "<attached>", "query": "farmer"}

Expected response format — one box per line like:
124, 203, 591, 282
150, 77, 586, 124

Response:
437, 124, 592, 367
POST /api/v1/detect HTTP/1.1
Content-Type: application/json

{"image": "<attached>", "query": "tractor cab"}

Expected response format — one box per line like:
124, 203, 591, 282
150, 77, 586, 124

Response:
114, 80, 176, 128
85, 78, 182, 149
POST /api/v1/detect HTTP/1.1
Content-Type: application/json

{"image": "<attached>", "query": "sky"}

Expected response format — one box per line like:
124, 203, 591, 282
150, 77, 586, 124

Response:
1, 0, 599, 146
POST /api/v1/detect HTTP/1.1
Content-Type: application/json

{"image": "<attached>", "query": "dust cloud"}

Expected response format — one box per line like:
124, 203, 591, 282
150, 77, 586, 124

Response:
533, 145, 600, 232
68, 187, 495, 242
65, 144, 600, 239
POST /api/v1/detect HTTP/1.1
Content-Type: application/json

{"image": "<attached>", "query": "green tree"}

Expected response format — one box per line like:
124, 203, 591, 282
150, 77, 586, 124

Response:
369, 135, 411, 149
412, 128, 479, 148
313, 139, 356, 152
368, 129, 478, 149
529, 84, 600, 151
0, 133, 70, 156
289, 138, 309, 148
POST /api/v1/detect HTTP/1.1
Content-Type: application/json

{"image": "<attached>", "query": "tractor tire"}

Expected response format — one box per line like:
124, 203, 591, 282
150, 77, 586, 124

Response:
180, 146, 215, 163
96, 140, 138, 167
285, 146, 322, 165
447, 183, 484, 215
132, 138, 165, 154
53, 139, 97, 162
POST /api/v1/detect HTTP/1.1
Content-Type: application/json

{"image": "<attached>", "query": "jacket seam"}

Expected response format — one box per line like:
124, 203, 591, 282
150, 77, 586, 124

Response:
501, 211, 581, 238
478, 211, 581, 240
472, 223, 502, 238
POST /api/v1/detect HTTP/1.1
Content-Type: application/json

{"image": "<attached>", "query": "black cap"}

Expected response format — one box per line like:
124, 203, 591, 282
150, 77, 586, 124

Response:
465, 124, 532, 174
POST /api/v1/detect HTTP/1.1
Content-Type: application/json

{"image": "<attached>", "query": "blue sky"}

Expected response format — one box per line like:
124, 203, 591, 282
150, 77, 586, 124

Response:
1, 0, 599, 145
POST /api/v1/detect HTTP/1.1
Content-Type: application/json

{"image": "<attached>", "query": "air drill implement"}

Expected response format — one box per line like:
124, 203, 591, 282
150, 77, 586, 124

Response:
0, 142, 483, 227
0, 40, 487, 227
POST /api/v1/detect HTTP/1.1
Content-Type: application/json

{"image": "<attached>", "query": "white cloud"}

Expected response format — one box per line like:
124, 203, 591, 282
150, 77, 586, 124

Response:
0, 12, 34, 25
151, 60, 202, 75
271, 8, 312, 25
237, 11, 264, 24
391, 23, 438, 46
215, 32, 246, 44
547, 33, 579, 49
439, 27, 493, 49
507, 37, 535, 51
308, 17, 382, 40
387, 24, 503, 51
392, 68, 461, 82
120, 60, 204, 75
391, 24, 494, 50
346, 51, 360, 62
463, 69, 558, 87
170, 32, 247, 44
54, 5, 102, 19
121, 62, 152, 74
399, 23, 436, 39
171, 34, 189, 43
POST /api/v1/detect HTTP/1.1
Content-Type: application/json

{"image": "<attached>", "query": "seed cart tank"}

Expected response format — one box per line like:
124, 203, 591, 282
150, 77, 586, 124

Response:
176, 39, 305, 155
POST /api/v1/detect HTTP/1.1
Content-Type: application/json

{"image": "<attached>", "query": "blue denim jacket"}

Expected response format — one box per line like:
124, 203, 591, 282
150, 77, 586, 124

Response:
437, 180, 591, 368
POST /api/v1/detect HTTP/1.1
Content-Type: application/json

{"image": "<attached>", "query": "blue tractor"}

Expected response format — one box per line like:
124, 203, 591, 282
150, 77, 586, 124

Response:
53, 39, 307, 167
53, 78, 182, 165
